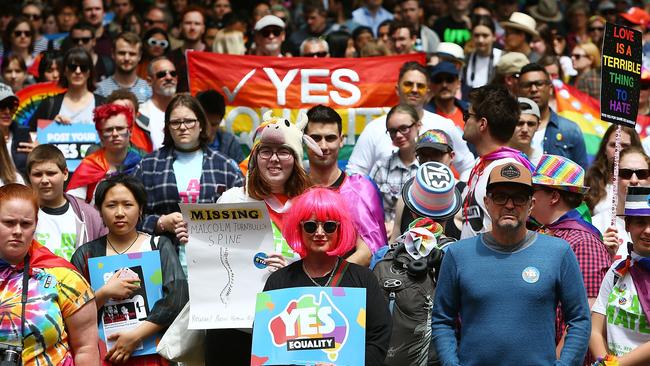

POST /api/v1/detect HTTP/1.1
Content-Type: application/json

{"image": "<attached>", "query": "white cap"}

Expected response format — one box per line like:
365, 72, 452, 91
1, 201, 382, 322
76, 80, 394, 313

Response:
518, 97, 541, 119
0, 83, 17, 103
254, 15, 285, 31
436, 42, 465, 62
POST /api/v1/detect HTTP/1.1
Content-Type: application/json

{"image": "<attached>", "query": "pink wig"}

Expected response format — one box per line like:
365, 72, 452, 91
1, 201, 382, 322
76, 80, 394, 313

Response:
282, 187, 357, 258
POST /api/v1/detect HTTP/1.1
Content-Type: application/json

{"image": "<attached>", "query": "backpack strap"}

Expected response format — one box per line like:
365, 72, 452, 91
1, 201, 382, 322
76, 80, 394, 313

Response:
329, 258, 349, 287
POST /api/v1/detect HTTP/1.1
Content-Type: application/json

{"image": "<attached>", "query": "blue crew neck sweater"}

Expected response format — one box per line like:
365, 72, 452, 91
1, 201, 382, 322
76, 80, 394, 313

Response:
431, 232, 591, 366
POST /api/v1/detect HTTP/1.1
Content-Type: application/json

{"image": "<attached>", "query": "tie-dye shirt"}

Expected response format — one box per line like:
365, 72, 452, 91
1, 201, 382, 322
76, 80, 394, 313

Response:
0, 265, 94, 366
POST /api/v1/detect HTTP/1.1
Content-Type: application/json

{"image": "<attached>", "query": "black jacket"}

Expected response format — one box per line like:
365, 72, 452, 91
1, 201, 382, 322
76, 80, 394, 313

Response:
28, 92, 106, 131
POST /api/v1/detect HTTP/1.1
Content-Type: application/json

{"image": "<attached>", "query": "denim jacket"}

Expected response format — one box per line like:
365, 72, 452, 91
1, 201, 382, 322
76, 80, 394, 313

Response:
542, 109, 588, 168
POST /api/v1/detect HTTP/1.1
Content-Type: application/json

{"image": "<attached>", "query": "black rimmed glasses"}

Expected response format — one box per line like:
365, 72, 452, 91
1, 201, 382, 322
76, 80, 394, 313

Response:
168, 118, 198, 130
386, 122, 416, 139
487, 192, 531, 206
257, 147, 293, 160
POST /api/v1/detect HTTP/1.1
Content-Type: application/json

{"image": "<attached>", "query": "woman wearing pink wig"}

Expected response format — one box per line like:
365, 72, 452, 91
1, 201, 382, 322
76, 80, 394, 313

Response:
263, 187, 392, 365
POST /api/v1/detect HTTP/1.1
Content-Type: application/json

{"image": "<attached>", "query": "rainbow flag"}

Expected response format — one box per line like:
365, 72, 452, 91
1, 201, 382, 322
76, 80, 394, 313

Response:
552, 80, 610, 159
13, 82, 66, 127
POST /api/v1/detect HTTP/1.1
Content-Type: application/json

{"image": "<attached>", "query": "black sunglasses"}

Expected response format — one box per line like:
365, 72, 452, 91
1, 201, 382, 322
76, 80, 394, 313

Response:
72, 36, 93, 45
0, 99, 18, 110
22, 13, 41, 21
260, 27, 283, 38
155, 70, 177, 79
67, 63, 90, 73
13, 30, 32, 37
432, 74, 457, 84
619, 168, 650, 180
301, 220, 339, 234
303, 51, 328, 58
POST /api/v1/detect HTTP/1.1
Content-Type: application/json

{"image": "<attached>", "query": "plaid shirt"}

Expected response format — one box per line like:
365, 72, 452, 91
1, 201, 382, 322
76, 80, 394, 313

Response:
133, 146, 244, 234
369, 152, 418, 222
575, 68, 601, 101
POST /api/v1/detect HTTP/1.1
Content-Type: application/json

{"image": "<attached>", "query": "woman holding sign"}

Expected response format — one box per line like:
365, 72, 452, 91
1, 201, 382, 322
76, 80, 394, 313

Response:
262, 187, 391, 365
71, 174, 188, 365
0, 184, 100, 365
207, 111, 320, 365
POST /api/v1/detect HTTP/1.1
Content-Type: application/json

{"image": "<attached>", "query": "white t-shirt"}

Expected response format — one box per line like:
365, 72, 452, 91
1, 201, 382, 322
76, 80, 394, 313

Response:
592, 254, 650, 356
532, 126, 546, 156
345, 110, 474, 181
466, 49, 503, 89
140, 100, 166, 150
35, 201, 80, 261
173, 150, 203, 204
460, 157, 518, 239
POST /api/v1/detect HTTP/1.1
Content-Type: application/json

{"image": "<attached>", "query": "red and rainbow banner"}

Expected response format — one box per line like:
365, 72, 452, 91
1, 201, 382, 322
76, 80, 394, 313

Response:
187, 52, 425, 157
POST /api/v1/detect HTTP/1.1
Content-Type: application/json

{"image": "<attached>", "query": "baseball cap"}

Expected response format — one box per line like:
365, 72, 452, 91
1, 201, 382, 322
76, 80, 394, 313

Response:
487, 162, 533, 191
518, 97, 540, 119
495, 52, 530, 76
429, 61, 459, 79
254, 15, 285, 31
416, 129, 453, 152
0, 83, 17, 104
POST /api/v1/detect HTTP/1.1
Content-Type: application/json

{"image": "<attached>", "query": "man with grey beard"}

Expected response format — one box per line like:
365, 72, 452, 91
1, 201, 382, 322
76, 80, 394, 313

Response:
139, 56, 178, 150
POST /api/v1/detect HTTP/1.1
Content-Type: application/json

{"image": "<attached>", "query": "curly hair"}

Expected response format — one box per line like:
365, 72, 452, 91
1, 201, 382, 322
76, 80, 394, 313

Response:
281, 187, 357, 258
584, 124, 642, 212
93, 103, 134, 132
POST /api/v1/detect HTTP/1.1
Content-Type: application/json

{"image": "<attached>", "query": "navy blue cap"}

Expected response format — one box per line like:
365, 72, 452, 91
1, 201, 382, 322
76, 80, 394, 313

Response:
428, 61, 459, 79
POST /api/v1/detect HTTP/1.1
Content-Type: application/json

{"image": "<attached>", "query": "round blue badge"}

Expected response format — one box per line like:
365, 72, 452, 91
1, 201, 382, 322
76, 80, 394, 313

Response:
253, 252, 268, 269
522, 266, 540, 283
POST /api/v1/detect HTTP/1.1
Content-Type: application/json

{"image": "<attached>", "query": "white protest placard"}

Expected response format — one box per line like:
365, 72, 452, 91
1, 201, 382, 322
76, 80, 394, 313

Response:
180, 202, 275, 329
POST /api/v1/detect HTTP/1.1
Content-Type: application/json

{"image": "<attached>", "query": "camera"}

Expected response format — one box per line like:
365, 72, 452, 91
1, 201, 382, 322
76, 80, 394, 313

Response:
0, 343, 22, 366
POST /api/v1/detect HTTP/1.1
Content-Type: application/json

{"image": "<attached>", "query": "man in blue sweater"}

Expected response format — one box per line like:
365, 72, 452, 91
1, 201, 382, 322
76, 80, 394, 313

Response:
431, 162, 591, 366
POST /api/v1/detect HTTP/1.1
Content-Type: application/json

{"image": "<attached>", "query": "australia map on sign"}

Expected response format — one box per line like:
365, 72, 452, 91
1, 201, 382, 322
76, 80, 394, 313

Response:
268, 292, 349, 362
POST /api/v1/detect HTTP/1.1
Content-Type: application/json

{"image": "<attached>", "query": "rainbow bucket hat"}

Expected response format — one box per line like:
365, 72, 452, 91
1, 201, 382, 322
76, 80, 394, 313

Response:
532, 154, 589, 194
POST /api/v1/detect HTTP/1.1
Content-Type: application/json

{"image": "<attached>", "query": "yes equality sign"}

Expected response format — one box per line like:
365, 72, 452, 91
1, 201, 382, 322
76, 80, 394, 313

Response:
251, 287, 366, 366
600, 23, 642, 127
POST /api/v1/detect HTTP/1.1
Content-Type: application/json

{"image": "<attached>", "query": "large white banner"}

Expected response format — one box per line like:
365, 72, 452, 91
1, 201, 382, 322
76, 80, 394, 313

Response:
180, 202, 275, 329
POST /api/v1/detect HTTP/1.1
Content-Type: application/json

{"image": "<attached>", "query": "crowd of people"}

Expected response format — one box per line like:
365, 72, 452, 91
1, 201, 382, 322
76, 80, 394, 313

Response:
0, 0, 650, 365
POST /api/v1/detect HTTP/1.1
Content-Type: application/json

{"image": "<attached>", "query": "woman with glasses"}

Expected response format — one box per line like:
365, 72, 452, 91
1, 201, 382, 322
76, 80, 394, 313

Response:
29, 47, 106, 130
207, 112, 319, 365
137, 28, 170, 79
1, 16, 37, 68
571, 42, 602, 100
370, 104, 422, 238
134, 93, 243, 273
66, 104, 142, 204
262, 187, 391, 364
71, 174, 187, 366
592, 147, 650, 259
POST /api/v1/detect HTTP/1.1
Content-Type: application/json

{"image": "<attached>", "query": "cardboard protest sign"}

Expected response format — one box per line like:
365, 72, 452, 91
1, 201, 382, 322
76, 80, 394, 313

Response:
251, 287, 366, 366
88, 251, 163, 357
36, 119, 99, 171
180, 202, 275, 329
600, 23, 642, 127
187, 52, 425, 160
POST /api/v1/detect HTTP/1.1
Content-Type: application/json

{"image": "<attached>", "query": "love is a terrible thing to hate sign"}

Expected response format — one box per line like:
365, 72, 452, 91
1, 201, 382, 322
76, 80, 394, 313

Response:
601, 23, 642, 127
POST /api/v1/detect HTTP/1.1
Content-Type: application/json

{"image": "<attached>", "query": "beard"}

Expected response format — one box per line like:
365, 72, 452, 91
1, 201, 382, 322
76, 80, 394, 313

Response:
494, 216, 523, 234
157, 84, 177, 97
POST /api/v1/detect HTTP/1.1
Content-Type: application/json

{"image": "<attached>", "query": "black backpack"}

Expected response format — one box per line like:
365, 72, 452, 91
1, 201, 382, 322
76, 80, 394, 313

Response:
373, 238, 453, 366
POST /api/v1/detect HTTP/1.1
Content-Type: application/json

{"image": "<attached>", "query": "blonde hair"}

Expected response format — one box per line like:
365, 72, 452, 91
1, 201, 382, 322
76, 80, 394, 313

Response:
576, 42, 601, 69
212, 30, 246, 55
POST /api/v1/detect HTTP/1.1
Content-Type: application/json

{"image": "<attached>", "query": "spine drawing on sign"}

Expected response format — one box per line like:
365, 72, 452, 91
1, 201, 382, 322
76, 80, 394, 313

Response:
219, 247, 234, 305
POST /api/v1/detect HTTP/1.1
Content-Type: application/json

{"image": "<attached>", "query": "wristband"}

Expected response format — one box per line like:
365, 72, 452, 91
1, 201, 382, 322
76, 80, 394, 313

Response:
592, 354, 619, 366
